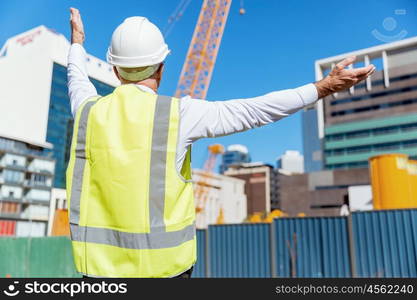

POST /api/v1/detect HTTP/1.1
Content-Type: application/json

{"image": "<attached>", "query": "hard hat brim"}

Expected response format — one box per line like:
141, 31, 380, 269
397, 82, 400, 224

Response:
107, 45, 170, 68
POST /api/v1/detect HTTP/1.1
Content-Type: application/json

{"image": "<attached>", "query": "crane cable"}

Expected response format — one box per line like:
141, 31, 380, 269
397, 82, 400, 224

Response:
163, 0, 192, 38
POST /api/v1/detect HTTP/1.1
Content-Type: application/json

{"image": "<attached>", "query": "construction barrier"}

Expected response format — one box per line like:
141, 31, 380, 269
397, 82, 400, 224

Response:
352, 209, 417, 277
1, 209, 416, 278
0, 236, 80, 278
195, 209, 417, 278
274, 217, 351, 277
207, 224, 271, 277
193, 229, 207, 277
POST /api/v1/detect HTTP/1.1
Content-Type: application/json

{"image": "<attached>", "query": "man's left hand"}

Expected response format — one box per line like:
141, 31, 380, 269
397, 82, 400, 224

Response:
315, 56, 376, 99
70, 7, 85, 45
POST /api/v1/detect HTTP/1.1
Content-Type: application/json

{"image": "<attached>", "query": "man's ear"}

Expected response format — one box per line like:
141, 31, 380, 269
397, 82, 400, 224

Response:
157, 63, 164, 78
155, 63, 164, 86
113, 66, 121, 81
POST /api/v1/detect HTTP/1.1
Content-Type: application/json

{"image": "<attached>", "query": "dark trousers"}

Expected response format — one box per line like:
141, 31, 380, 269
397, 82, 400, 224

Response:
82, 267, 193, 279
173, 267, 193, 278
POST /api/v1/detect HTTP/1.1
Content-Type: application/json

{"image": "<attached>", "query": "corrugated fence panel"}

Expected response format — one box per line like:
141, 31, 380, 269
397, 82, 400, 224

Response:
0, 237, 29, 277
0, 237, 80, 278
352, 209, 417, 277
192, 229, 207, 277
274, 217, 351, 278
28, 237, 80, 277
208, 224, 271, 277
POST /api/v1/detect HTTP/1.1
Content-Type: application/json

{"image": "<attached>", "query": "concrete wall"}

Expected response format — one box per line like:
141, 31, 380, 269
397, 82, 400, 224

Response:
277, 168, 370, 216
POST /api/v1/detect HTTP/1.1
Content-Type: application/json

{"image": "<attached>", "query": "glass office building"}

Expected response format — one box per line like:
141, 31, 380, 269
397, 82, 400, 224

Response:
302, 107, 323, 172
316, 38, 417, 169
46, 63, 114, 188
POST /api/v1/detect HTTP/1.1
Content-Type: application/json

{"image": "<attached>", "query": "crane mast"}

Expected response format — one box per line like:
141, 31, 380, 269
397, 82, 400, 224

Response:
174, 0, 232, 99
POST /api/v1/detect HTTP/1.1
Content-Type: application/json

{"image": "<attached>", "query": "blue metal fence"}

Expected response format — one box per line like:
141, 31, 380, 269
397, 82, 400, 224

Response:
274, 217, 351, 277
193, 209, 417, 278
208, 224, 271, 277
192, 230, 207, 277
352, 209, 417, 277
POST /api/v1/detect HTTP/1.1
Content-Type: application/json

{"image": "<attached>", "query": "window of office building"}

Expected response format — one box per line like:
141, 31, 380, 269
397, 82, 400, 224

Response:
46, 63, 115, 188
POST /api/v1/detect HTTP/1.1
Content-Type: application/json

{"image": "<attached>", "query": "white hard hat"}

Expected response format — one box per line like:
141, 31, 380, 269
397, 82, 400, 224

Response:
107, 16, 170, 68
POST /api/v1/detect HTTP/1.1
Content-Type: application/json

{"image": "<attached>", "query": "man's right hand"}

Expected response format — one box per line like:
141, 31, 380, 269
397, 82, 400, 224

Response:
315, 56, 376, 99
70, 7, 85, 45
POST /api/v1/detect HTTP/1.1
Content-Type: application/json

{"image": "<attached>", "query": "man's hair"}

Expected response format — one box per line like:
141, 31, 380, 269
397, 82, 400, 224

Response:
117, 63, 160, 82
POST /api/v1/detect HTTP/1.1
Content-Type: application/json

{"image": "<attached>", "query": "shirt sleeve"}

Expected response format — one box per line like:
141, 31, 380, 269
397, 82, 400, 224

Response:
67, 43, 98, 117
179, 83, 318, 143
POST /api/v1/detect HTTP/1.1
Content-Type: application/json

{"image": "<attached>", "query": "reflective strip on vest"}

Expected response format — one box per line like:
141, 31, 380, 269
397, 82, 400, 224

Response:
69, 100, 96, 225
148, 95, 171, 233
70, 223, 195, 250
69, 94, 195, 249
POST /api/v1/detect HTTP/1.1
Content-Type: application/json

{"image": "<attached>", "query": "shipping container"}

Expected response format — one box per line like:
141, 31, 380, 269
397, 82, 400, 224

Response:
273, 217, 351, 278
208, 223, 271, 277
352, 209, 417, 277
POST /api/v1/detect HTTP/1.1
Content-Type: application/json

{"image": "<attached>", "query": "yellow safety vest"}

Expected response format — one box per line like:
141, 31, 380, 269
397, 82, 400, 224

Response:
66, 84, 196, 277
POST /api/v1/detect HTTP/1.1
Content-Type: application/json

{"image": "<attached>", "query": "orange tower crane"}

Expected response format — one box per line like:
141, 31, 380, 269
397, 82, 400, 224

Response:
174, 0, 232, 99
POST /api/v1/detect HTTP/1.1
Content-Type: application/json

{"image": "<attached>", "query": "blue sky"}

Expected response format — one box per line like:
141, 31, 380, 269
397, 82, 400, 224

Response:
1, 0, 417, 170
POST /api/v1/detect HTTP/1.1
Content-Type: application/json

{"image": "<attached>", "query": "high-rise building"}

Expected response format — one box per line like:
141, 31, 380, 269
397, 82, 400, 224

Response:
276, 150, 304, 174
219, 144, 251, 173
302, 107, 323, 172
0, 26, 119, 188
224, 162, 278, 214
193, 170, 247, 229
305, 36, 417, 170
0, 136, 55, 236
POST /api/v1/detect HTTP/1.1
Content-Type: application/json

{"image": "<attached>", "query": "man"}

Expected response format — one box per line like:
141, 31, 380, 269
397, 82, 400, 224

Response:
67, 8, 374, 278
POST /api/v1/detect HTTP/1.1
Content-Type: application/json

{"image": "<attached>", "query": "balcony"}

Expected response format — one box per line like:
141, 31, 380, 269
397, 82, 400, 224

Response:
23, 180, 51, 190
0, 164, 22, 171
0, 212, 21, 219
22, 197, 50, 206
0, 196, 22, 203
5, 164, 26, 171
0, 196, 50, 206
0, 212, 48, 222
26, 168, 53, 176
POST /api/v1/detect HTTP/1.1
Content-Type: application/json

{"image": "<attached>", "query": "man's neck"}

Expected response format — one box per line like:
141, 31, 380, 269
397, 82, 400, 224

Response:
122, 78, 158, 93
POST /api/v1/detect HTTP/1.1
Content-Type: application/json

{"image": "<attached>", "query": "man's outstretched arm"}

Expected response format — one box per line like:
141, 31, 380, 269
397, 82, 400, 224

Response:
180, 57, 375, 143
67, 7, 98, 117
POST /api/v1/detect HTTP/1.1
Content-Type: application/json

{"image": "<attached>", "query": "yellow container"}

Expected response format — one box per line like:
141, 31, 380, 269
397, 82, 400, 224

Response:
407, 160, 417, 208
369, 153, 411, 209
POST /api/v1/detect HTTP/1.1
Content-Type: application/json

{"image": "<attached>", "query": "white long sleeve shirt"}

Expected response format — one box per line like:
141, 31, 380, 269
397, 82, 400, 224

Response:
67, 44, 318, 171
